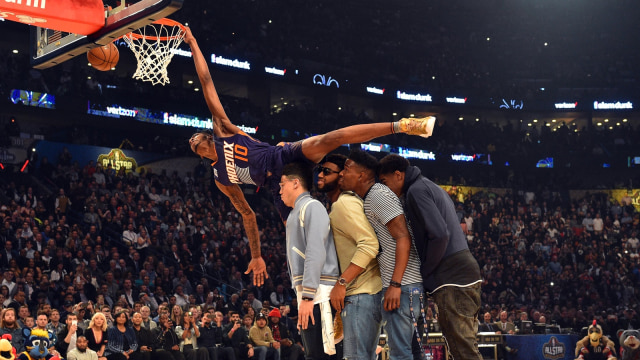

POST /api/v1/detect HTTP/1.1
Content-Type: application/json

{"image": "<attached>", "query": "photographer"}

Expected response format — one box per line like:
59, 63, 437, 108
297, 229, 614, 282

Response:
198, 313, 235, 360
155, 314, 185, 360
175, 310, 209, 360
223, 312, 255, 360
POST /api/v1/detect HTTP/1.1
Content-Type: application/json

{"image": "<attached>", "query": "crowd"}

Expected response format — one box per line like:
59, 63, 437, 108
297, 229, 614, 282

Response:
0, 135, 637, 352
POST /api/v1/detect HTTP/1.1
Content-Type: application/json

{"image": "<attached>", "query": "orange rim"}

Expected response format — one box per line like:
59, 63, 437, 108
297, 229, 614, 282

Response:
125, 18, 186, 41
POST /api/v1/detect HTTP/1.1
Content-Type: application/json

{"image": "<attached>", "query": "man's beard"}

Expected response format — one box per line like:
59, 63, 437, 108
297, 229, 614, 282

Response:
78, 348, 86, 353
317, 181, 339, 194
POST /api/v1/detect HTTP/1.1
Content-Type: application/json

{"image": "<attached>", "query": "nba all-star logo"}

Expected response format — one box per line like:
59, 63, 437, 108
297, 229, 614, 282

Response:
97, 149, 137, 172
542, 336, 565, 360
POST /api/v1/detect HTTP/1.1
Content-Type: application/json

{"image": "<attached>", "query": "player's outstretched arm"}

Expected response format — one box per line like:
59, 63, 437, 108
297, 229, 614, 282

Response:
184, 27, 239, 136
215, 180, 268, 286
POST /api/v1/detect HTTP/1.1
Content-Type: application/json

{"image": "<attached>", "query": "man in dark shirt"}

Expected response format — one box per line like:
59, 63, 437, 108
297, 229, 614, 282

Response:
131, 312, 154, 360
267, 309, 302, 360
222, 312, 254, 360
378, 154, 483, 360
56, 312, 84, 359
199, 313, 235, 360
156, 315, 186, 360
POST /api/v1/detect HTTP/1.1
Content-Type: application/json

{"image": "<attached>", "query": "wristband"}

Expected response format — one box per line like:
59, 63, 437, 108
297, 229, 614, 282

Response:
301, 297, 314, 302
389, 280, 402, 288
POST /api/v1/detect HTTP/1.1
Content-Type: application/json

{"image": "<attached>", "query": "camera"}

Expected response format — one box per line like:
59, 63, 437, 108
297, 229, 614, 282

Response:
187, 312, 193, 316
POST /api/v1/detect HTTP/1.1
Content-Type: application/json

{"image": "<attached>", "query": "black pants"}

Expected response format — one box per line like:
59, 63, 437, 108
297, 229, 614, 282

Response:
207, 346, 236, 360
152, 350, 179, 360
300, 304, 338, 360
183, 345, 209, 360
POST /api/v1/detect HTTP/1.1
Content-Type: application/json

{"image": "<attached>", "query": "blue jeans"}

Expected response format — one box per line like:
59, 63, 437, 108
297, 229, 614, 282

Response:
253, 346, 267, 360
381, 283, 423, 360
341, 292, 382, 360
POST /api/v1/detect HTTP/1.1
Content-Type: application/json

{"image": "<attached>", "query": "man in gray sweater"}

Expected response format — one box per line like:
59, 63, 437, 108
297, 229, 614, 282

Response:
280, 161, 340, 360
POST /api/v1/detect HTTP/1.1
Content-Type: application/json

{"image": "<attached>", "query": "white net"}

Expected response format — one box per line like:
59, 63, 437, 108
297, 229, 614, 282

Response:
123, 20, 185, 86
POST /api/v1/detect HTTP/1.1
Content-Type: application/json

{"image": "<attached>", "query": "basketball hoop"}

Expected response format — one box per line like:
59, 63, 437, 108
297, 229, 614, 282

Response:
122, 18, 186, 86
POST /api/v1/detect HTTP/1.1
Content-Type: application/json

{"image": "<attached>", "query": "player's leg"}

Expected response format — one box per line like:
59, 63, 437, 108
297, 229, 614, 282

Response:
301, 117, 435, 163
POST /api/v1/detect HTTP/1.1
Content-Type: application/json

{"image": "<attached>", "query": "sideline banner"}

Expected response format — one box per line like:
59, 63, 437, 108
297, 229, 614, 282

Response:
505, 334, 579, 360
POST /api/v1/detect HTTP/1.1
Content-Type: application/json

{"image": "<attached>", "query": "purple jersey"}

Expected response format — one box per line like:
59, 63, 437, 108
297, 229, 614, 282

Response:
211, 132, 273, 186
210, 132, 309, 220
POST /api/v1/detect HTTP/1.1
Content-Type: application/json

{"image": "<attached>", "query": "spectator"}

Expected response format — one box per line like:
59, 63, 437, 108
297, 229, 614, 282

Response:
223, 312, 255, 360
248, 313, 278, 360
0, 308, 24, 352
57, 312, 84, 359
198, 313, 235, 360
105, 311, 138, 360
67, 336, 99, 360
267, 309, 302, 360
85, 312, 108, 360
131, 312, 154, 360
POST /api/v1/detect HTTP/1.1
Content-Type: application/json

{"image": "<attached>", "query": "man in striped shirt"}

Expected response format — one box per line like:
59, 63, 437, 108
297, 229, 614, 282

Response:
339, 149, 423, 360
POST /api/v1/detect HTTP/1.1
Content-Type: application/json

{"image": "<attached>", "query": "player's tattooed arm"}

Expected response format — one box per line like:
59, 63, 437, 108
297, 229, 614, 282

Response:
216, 181, 268, 286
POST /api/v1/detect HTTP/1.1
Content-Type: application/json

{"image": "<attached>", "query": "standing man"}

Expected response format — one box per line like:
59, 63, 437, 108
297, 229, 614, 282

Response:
378, 154, 483, 360
279, 162, 340, 359
183, 27, 435, 286
339, 150, 423, 360
317, 154, 383, 360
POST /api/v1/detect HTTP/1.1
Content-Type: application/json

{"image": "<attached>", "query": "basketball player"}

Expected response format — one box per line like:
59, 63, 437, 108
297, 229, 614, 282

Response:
184, 27, 435, 286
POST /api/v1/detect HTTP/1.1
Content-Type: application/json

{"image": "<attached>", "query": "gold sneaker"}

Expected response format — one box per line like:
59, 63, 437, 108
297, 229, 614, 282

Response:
399, 116, 436, 138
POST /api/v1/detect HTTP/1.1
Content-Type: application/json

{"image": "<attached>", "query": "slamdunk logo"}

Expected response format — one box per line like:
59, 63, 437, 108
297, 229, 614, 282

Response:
542, 336, 565, 360
223, 141, 248, 184
97, 149, 137, 172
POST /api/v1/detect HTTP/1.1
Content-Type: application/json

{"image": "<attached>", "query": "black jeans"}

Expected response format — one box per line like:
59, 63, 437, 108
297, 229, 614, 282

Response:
300, 304, 330, 360
207, 346, 236, 360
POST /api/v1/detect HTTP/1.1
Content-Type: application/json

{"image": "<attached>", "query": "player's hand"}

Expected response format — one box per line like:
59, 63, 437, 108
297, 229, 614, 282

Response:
245, 257, 268, 286
330, 283, 346, 313
184, 26, 195, 46
383, 286, 401, 312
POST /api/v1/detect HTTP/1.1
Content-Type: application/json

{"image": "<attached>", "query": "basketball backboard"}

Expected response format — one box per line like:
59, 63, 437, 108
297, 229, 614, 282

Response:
28, 0, 183, 69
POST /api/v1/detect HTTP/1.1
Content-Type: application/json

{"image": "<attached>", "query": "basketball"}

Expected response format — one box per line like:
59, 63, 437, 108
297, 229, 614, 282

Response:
87, 43, 119, 71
